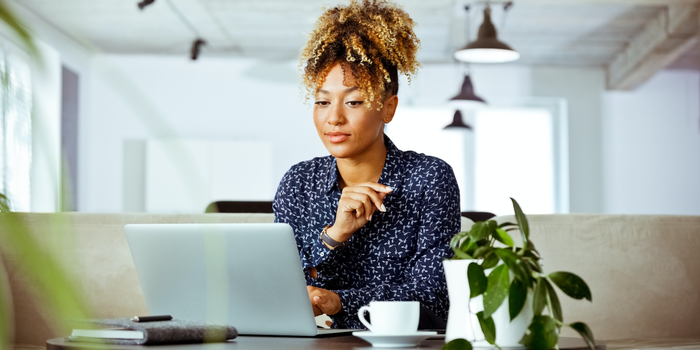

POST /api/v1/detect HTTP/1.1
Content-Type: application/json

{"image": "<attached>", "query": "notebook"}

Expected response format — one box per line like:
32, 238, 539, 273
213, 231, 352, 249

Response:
124, 223, 353, 337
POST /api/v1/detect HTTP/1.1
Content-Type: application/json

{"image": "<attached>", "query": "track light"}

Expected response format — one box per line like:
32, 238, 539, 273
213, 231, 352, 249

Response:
191, 39, 206, 60
137, 0, 156, 10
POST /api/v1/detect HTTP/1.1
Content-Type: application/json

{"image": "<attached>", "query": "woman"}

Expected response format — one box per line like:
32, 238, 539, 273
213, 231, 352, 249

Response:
273, 0, 461, 329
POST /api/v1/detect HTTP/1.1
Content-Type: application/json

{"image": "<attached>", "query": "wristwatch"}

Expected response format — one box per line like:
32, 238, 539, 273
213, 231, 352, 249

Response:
320, 225, 348, 250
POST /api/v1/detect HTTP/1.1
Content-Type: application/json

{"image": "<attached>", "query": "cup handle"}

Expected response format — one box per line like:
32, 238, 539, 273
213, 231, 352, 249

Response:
358, 306, 374, 332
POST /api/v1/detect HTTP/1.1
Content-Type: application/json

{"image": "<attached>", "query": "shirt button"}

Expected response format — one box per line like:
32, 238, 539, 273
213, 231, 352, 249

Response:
320, 252, 325, 257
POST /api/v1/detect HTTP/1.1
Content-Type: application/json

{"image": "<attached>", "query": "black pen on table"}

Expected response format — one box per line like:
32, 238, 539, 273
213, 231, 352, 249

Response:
131, 315, 172, 322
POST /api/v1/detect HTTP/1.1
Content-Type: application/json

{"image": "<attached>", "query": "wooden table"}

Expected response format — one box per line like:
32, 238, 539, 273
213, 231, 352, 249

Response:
47, 336, 605, 350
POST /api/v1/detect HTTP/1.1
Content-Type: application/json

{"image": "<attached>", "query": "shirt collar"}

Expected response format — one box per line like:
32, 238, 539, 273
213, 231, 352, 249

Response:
324, 135, 403, 194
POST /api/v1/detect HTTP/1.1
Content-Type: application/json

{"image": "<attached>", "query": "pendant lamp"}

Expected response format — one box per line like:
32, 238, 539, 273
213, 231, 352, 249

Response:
454, 5, 519, 63
450, 74, 486, 105
444, 110, 472, 130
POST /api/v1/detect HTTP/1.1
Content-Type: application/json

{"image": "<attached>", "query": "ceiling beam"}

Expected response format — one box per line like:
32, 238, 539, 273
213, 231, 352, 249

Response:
606, 4, 698, 90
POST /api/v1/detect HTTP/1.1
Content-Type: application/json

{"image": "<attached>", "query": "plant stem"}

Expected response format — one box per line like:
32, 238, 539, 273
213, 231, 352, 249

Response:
544, 282, 560, 350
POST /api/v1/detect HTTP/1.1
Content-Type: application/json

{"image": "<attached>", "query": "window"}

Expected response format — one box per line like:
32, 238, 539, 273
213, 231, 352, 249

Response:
0, 47, 33, 212
387, 100, 568, 215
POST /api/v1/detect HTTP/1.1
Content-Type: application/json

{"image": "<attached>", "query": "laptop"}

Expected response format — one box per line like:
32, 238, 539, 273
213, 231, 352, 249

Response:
124, 223, 354, 337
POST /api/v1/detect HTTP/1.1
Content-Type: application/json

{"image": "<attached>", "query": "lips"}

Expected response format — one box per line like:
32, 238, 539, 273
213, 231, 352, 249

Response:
326, 131, 350, 143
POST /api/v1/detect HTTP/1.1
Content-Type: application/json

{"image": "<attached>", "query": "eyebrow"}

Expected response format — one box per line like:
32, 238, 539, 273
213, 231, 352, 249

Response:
317, 86, 359, 94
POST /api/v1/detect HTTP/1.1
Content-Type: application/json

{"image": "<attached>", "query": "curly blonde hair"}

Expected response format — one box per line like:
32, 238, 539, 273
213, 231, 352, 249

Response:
300, 0, 421, 110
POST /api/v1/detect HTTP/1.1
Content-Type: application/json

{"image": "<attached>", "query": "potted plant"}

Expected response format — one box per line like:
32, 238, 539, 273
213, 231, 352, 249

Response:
442, 198, 595, 350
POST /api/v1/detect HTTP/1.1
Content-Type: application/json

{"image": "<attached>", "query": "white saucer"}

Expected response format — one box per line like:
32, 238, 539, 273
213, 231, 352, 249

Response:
353, 331, 439, 348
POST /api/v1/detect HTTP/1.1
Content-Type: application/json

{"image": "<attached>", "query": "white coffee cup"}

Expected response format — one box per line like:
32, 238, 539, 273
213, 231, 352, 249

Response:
357, 301, 420, 334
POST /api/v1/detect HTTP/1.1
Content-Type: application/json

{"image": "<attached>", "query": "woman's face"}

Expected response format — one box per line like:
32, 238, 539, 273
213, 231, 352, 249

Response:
313, 62, 397, 161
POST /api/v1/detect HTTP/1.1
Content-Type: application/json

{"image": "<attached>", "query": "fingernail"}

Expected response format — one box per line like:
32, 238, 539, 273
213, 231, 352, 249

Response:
386, 186, 393, 192
369, 214, 373, 221
381, 204, 387, 212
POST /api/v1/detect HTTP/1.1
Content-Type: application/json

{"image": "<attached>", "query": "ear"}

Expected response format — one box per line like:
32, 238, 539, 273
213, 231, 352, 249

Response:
382, 95, 399, 124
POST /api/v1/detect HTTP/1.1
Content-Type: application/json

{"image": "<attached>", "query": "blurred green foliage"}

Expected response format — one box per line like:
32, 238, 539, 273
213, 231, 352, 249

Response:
0, 1, 90, 348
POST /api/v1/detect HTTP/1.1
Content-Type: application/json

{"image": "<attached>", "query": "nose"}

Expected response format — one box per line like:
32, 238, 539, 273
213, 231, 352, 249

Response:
327, 102, 345, 126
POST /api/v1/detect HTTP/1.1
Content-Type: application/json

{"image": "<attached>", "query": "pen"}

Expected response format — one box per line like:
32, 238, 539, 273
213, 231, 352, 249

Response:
131, 315, 173, 322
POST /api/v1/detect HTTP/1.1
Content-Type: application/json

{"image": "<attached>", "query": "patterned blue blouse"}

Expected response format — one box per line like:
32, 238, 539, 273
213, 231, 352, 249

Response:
273, 136, 461, 329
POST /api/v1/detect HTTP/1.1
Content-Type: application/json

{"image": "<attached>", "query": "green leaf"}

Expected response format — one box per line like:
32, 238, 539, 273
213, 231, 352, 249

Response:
487, 220, 498, 232
483, 264, 509, 319
494, 228, 515, 247
442, 338, 473, 350
510, 198, 529, 242
495, 249, 529, 283
469, 222, 490, 242
509, 279, 527, 321
481, 253, 500, 270
0, 193, 10, 213
533, 278, 547, 315
520, 315, 559, 350
468, 263, 488, 298
450, 231, 468, 250
473, 246, 493, 259
458, 236, 473, 250
544, 279, 563, 322
524, 258, 542, 274
526, 240, 538, 252
570, 322, 596, 350
498, 222, 518, 228
452, 248, 473, 260
476, 311, 496, 345
549, 272, 592, 301
523, 248, 541, 261
0, 3, 39, 59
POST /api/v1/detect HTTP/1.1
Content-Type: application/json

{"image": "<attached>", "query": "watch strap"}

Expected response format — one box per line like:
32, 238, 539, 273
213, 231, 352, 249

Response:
320, 225, 347, 250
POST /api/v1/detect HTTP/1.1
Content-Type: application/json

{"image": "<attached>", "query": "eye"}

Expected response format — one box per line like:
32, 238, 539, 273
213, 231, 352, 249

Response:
314, 101, 330, 106
347, 101, 364, 107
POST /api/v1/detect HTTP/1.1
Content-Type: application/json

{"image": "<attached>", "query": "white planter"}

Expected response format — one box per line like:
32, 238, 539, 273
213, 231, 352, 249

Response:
443, 259, 533, 348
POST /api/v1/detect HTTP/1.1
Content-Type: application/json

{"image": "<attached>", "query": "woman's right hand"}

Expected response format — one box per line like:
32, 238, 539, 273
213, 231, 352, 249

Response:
325, 182, 393, 244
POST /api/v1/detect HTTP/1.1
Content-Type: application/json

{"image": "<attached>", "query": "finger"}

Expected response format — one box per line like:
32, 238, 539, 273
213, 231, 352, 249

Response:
340, 198, 365, 217
312, 304, 323, 316
355, 182, 393, 193
343, 191, 376, 219
343, 186, 385, 213
308, 287, 323, 316
313, 295, 334, 315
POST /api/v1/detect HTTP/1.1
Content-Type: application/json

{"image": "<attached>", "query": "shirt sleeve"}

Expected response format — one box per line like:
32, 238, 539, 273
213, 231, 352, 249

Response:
273, 165, 341, 279
330, 161, 461, 329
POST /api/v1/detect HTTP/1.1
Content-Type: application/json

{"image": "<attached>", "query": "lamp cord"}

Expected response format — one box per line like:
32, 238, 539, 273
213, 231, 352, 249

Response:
164, 0, 201, 39
501, 2, 513, 32
196, 0, 243, 53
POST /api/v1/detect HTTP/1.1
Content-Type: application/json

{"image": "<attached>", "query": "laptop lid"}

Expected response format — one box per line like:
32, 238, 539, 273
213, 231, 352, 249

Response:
124, 223, 326, 336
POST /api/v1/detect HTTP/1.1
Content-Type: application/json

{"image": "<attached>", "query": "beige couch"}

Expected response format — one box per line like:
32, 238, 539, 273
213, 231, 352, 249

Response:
1, 213, 699, 349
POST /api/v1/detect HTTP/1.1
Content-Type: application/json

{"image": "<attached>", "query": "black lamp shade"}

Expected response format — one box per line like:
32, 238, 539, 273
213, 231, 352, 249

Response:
454, 6, 520, 63
450, 75, 486, 104
444, 110, 473, 130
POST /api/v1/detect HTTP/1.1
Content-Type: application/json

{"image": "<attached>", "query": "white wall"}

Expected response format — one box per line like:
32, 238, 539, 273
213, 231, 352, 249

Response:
531, 67, 606, 213
83, 55, 325, 212
603, 70, 700, 215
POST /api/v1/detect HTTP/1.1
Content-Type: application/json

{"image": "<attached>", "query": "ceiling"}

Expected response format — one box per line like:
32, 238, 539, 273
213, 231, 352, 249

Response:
10, 0, 699, 70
